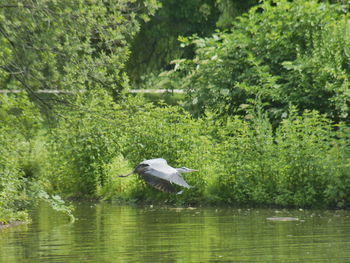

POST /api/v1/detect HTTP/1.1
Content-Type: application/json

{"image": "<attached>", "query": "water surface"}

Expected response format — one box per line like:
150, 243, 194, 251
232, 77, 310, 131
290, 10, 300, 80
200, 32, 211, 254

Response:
1, 202, 350, 262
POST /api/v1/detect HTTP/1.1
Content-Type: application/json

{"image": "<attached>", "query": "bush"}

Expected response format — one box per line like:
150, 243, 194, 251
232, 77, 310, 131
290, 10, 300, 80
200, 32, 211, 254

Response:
273, 109, 334, 206
47, 92, 124, 197
117, 97, 211, 204
0, 94, 40, 222
208, 107, 279, 205
207, 106, 350, 208
2, 92, 349, 210
0, 131, 28, 223
166, 0, 350, 121
0, 94, 74, 222
46, 93, 211, 204
323, 124, 350, 208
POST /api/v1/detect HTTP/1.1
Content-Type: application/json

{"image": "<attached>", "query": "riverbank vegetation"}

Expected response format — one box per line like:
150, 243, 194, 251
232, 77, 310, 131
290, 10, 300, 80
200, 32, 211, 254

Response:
0, 0, 349, 223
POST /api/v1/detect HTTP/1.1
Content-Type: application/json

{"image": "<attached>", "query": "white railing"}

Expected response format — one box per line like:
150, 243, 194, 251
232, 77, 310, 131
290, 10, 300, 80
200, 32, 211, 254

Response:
0, 89, 184, 94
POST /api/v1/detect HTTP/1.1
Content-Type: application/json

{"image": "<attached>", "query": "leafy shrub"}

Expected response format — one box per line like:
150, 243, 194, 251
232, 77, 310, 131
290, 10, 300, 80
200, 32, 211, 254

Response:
2, 93, 349, 209
95, 98, 350, 208
0, 94, 40, 222
47, 92, 124, 197
208, 107, 278, 205
166, 0, 350, 121
0, 94, 74, 222
323, 124, 350, 208
273, 109, 334, 206
0, 131, 28, 223
46, 93, 211, 204
207, 106, 350, 208
116, 97, 211, 204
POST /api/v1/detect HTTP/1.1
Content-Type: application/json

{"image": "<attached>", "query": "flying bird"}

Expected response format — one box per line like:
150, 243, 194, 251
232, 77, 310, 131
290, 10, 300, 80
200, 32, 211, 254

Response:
119, 158, 198, 194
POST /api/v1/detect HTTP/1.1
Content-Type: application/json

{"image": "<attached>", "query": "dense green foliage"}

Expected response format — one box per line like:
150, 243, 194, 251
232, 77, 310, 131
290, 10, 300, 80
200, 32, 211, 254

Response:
210, 108, 350, 207
127, 0, 219, 84
0, 94, 74, 222
0, 0, 160, 222
165, 0, 350, 121
0, 0, 160, 104
127, 0, 258, 85
44, 94, 208, 204
45, 100, 350, 208
0, 0, 350, 224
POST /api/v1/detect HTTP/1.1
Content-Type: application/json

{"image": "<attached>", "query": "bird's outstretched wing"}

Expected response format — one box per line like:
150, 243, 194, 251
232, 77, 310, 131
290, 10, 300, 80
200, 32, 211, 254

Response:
141, 158, 191, 188
141, 173, 177, 193
141, 158, 168, 167
145, 168, 191, 188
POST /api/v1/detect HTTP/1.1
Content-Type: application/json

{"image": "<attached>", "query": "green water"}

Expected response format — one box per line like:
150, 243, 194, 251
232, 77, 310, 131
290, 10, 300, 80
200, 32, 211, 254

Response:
1, 202, 350, 262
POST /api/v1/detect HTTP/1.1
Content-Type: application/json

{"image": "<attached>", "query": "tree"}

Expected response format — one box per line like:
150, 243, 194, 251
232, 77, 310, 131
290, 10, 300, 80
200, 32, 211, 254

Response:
127, 0, 258, 85
0, 0, 160, 108
169, 0, 350, 121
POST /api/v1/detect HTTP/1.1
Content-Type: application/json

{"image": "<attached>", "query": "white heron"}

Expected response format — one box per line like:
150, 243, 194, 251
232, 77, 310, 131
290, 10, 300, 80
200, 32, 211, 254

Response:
119, 158, 198, 194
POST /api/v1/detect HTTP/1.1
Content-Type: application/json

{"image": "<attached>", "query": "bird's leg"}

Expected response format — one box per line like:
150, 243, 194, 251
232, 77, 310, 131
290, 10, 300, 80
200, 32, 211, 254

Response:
118, 171, 134, 177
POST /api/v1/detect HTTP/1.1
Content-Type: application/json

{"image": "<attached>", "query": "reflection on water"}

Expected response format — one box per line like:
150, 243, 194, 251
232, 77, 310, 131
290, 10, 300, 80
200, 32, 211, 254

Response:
1, 202, 350, 262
